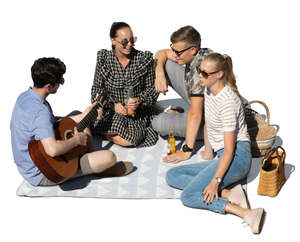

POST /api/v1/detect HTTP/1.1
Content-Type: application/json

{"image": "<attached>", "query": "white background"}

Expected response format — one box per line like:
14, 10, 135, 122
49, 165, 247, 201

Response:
1, 0, 299, 241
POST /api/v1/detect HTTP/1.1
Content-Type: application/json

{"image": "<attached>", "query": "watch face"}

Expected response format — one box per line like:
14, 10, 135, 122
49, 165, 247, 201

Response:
183, 144, 193, 152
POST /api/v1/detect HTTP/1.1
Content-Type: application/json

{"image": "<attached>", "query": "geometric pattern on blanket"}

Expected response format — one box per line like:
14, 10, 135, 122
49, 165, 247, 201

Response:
16, 135, 205, 199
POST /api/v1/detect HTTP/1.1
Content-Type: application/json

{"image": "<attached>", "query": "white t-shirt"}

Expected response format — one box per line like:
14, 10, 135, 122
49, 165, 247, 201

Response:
204, 85, 250, 152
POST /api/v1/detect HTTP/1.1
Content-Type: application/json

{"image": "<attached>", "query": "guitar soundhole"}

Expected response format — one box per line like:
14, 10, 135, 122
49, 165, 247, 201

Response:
60, 155, 69, 163
65, 130, 74, 139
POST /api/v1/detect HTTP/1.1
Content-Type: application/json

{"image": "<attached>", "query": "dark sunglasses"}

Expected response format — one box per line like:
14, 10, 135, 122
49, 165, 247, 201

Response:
170, 44, 195, 56
196, 67, 220, 78
115, 36, 137, 48
57, 77, 64, 85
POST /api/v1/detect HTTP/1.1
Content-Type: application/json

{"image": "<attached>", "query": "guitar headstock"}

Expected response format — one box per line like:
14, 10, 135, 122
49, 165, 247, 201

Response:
95, 93, 108, 108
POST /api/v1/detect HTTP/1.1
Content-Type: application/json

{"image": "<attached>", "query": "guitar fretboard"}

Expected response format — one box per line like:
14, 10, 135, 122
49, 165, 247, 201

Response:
76, 94, 107, 132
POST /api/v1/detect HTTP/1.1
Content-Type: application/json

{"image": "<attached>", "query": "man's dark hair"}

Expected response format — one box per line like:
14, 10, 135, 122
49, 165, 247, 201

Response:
170, 25, 201, 49
31, 57, 66, 88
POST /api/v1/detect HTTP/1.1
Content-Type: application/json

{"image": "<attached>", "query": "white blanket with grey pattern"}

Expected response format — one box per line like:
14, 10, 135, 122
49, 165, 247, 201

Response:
17, 135, 205, 199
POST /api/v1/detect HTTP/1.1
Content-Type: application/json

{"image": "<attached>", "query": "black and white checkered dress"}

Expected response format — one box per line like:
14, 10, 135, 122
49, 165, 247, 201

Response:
91, 48, 159, 147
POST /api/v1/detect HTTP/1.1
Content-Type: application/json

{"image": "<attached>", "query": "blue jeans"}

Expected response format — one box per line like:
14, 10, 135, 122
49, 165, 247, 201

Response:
166, 141, 251, 214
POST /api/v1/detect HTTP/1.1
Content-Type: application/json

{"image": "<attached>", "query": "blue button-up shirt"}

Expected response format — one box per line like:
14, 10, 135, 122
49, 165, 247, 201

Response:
10, 88, 56, 186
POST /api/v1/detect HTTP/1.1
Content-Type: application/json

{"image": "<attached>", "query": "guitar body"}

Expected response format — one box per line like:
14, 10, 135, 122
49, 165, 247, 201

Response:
28, 117, 88, 183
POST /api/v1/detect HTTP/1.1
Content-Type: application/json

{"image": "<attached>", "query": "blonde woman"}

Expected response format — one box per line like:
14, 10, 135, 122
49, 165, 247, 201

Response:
166, 53, 265, 234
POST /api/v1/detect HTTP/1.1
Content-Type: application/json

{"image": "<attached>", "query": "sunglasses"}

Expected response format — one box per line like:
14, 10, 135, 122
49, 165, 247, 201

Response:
115, 36, 137, 48
196, 67, 220, 78
170, 44, 195, 57
57, 77, 64, 85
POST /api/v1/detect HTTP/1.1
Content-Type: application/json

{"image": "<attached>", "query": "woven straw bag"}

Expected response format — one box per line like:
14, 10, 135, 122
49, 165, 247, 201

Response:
244, 100, 277, 157
257, 146, 286, 197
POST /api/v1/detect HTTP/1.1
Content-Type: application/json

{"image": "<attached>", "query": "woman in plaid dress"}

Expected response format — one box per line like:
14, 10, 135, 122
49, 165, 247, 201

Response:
91, 22, 159, 147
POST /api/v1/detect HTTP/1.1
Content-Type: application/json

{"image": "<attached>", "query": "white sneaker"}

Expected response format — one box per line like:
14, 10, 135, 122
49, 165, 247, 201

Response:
229, 184, 250, 209
243, 208, 265, 234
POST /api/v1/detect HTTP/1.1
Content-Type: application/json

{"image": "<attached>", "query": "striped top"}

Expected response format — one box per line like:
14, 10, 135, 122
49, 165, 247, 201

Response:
204, 85, 250, 152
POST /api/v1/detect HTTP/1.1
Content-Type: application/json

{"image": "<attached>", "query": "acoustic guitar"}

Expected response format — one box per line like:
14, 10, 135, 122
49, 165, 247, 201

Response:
28, 93, 108, 183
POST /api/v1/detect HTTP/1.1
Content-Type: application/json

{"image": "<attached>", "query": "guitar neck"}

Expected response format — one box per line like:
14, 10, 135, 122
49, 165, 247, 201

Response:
76, 93, 107, 132
76, 92, 109, 132
76, 102, 102, 132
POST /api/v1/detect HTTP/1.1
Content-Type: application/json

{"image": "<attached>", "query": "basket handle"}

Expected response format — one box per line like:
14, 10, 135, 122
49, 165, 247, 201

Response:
245, 100, 271, 126
261, 146, 286, 169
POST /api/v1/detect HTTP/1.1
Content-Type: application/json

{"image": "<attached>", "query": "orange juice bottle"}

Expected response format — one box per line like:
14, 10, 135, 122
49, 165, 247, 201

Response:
126, 86, 134, 116
168, 131, 176, 154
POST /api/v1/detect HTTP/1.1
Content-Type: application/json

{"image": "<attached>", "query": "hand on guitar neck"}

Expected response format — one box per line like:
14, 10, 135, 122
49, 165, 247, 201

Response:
71, 101, 103, 124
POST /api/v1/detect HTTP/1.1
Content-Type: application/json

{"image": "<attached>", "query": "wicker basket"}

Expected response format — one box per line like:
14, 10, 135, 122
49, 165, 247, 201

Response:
257, 146, 286, 197
244, 100, 277, 157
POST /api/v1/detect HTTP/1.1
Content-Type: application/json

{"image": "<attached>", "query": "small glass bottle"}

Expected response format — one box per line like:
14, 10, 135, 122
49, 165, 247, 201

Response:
168, 131, 176, 155
126, 86, 134, 116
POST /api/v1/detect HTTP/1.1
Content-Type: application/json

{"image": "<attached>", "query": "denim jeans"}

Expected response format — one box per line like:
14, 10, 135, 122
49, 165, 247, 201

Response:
166, 141, 251, 214
152, 60, 203, 138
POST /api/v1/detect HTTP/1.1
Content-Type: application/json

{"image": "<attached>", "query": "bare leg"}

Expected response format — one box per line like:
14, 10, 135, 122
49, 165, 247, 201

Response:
85, 128, 118, 173
87, 150, 117, 173
225, 202, 250, 219
221, 189, 231, 199
86, 129, 133, 176
102, 133, 133, 147
221, 188, 250, 218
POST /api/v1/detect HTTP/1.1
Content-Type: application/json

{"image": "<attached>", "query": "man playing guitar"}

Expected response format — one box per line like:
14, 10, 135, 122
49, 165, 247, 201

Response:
10, 57, 133, 186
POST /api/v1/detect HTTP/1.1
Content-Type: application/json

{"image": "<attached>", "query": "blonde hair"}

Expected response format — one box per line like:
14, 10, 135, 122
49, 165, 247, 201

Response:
204, 53, 243, 102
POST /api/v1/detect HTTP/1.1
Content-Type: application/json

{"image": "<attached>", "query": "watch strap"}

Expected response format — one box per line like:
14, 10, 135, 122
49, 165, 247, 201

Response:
182, 144, 193, 152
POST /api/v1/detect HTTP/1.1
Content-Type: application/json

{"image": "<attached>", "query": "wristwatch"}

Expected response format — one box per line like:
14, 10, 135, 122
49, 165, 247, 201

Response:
215, 177, 222, 183
182, 144, 194, 153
